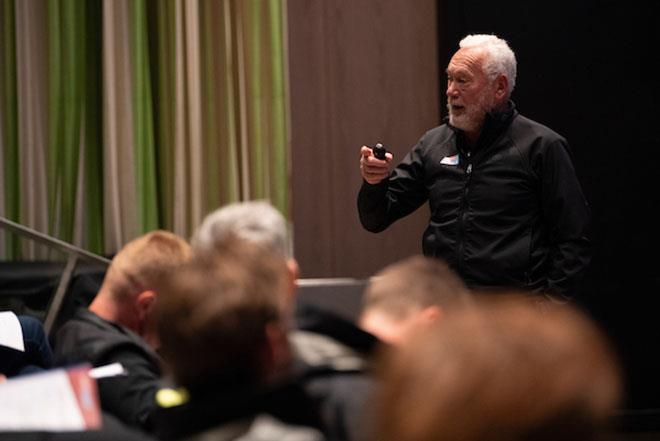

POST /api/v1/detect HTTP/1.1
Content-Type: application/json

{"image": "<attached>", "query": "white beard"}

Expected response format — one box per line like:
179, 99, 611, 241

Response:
447, 92, 495, 133
448, 109, 481, 132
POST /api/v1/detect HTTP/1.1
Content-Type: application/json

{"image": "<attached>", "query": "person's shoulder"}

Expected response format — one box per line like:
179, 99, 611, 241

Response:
55, 309, 115, 346
512, 114, 566, 143
54, 309, 153, 367
410, 124, 455, 157
420, 123, 454, 144
58, 307, 106, 327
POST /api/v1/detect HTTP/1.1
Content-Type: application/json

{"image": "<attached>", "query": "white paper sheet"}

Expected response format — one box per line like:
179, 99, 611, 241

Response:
0, 366, 101, 431
0, 311, 24, 352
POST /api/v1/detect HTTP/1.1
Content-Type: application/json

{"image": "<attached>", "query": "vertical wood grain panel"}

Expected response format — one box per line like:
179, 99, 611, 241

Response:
288, 0, 439, 277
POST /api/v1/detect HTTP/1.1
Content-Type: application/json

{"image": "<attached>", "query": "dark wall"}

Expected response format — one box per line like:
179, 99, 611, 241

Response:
438, 0, 659, 421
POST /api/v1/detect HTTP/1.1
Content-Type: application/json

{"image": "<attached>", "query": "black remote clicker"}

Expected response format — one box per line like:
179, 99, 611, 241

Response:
372, 142, 387, 160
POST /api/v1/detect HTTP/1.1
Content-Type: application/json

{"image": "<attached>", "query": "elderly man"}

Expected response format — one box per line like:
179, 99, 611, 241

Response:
358, 34, 591, 299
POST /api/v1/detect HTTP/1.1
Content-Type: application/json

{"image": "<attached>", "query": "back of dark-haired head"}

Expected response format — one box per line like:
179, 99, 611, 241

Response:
156, 237, 290, 393
369, 293, 622, 441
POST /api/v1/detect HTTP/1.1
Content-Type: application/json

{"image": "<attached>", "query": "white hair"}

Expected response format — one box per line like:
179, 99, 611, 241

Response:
459, 34, 517, 95
192, 200, 292, 258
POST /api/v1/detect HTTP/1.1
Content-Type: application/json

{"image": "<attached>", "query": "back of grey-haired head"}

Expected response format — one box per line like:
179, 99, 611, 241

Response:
459, 34, 517, 95
192, 200, 291, 258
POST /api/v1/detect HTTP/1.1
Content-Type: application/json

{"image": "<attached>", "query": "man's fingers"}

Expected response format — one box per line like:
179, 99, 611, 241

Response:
363, 156, 389, 169
360, 145, 392, 184
362, 161, 387, 174
360, 145, 392, 163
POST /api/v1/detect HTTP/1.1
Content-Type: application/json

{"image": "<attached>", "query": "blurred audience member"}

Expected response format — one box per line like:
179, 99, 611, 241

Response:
192, 200, 298, 318
369, 294, 622, 441
193, 201, 369, 440
359, 255, 471, 346
53, 230, 191, 431
153, 238, 324, 441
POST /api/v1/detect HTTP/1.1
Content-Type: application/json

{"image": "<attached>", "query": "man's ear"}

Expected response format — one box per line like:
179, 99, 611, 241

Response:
136, 290, 157, 321
136, 290, 161, 348
494, 74, 509, 101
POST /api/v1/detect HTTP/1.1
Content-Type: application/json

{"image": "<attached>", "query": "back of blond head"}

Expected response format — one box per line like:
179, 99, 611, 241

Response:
102, 230, 191, 301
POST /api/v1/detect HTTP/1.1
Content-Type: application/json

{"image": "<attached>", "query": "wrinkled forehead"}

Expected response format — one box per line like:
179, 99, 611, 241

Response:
446, 47, 487, 75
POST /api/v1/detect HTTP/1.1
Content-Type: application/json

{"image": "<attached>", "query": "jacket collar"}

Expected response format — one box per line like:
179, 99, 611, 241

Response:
77, 307, 162, 364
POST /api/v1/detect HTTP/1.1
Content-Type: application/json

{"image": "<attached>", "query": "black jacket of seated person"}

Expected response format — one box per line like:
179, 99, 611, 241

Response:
53, 307, 163, 432
152, 379, 326, 441
292, 303, 382, 441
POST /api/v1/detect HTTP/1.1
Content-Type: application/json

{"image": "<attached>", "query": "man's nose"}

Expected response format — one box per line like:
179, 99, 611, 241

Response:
446, 81, 458, 97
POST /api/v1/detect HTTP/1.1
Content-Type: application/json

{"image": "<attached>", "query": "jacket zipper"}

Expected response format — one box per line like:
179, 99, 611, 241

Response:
457, 151, 472, 273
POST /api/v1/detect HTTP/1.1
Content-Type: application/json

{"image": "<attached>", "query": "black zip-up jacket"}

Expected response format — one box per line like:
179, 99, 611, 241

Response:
54, 308, 163, 431
358, 103, 591, 297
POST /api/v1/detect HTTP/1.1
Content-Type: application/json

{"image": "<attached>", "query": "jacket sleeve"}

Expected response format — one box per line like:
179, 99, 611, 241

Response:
96, 345, 163, 431
534, 139, 592, 298
357, 140, 429, 233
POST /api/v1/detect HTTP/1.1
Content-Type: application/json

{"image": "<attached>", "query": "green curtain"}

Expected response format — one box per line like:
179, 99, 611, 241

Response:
0, 0, 20, 258
266, 0, 289, 214
0, 0, 290, 259
131, 0, 159, 232
46, 0, 104, 251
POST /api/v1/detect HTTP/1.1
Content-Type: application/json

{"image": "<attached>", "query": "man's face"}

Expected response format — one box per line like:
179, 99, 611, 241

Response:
446, 47, 497, 134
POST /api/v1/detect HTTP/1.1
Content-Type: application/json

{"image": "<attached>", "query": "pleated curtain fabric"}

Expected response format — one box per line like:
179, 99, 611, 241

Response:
0, 0, 291, 259
1, 0, 20, 258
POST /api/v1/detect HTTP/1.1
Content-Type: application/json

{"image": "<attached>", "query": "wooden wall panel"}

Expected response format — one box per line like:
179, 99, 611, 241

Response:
287, 0, 439, 278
